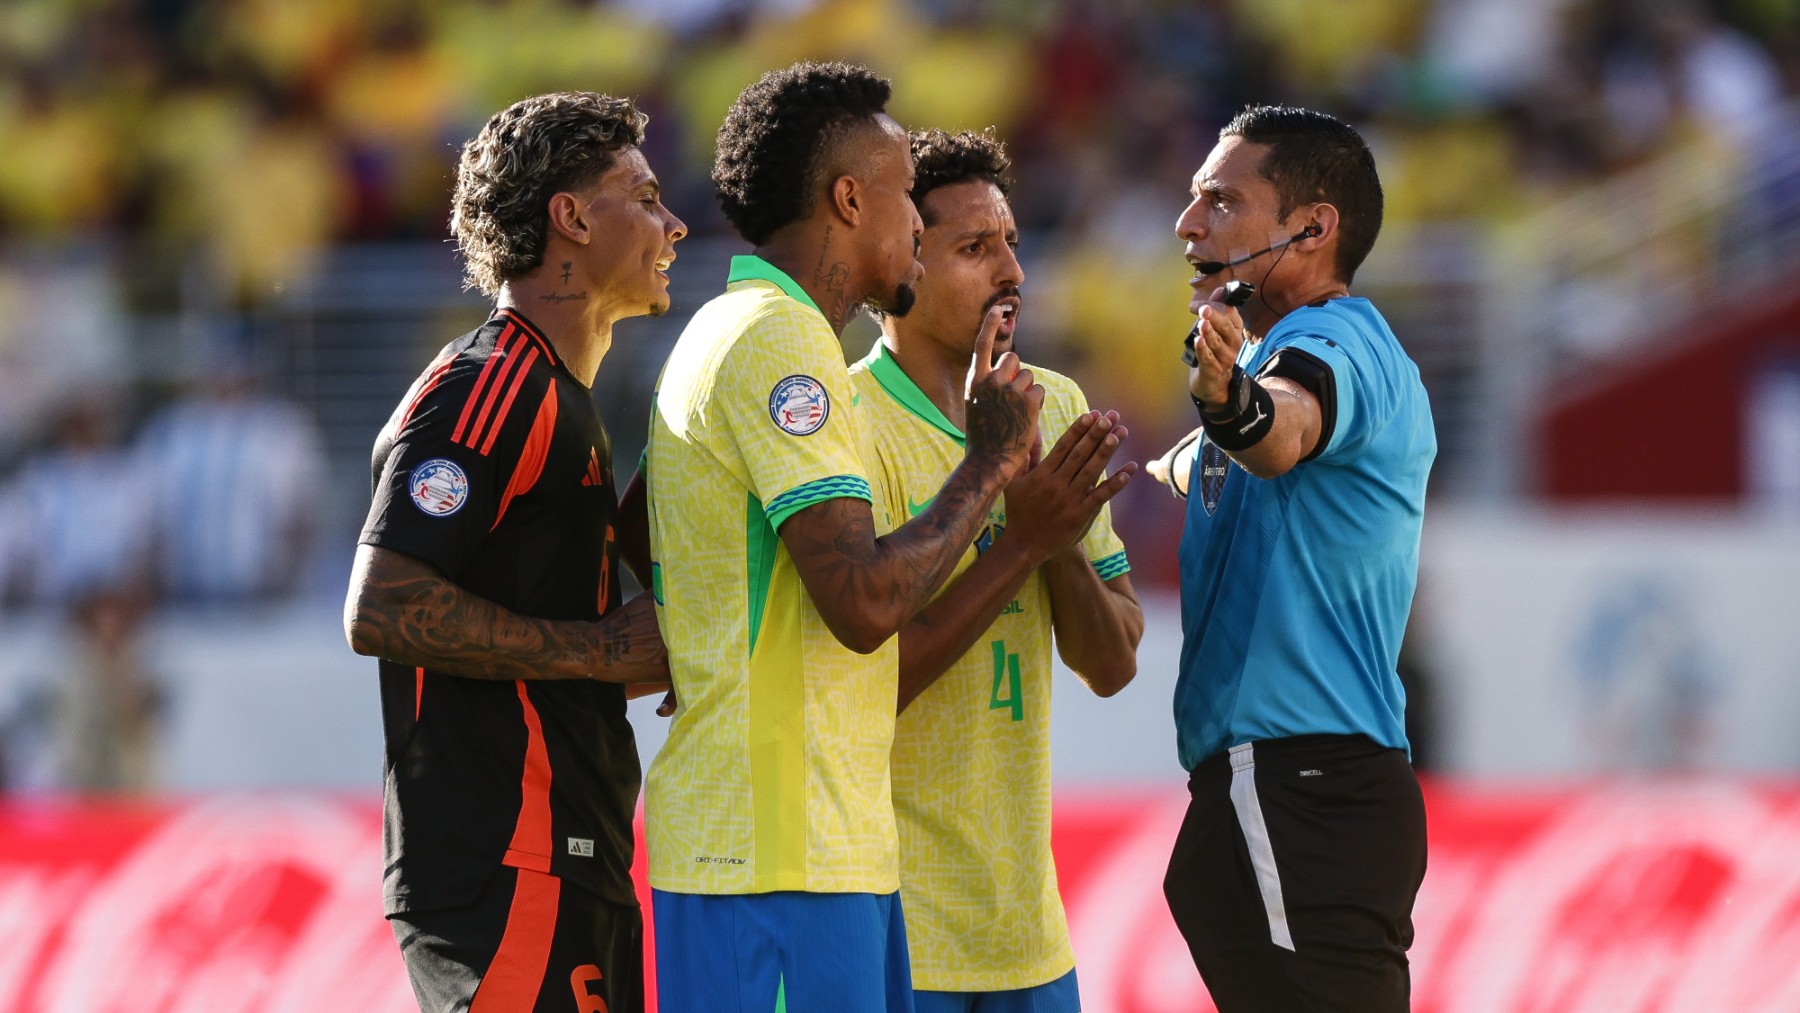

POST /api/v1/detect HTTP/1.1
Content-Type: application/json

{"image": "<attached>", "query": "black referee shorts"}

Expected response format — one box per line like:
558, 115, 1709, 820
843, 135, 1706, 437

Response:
391, 866, 644, 1013
1163, 734, 1427, 1013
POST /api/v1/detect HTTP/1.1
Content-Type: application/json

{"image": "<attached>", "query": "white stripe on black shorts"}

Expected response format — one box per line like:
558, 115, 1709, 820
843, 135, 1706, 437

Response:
1164, 734, 1427, 1013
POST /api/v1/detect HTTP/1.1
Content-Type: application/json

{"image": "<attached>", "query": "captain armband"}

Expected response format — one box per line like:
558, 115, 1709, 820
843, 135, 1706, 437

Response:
1193, 365, 1275, 452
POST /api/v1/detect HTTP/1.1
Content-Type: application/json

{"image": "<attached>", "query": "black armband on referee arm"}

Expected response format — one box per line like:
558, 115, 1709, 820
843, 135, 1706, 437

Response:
1193, 365, 1275, 451
1258, 348, 1337, 463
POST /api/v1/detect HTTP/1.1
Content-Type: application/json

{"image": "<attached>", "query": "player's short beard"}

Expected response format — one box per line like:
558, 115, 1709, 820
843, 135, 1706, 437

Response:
867, 282, 916, 319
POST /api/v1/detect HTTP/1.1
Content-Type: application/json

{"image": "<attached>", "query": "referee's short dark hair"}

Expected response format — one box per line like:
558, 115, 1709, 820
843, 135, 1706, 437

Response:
1222, 105, 1384, 283
451, 92, 647, 297
712, 61, 893, 246
909, 128, 1012, 225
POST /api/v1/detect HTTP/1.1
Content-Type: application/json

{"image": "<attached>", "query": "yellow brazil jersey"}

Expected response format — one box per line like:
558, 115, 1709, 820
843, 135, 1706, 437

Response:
849, 341, 1130, 991
644, 256, 900, 896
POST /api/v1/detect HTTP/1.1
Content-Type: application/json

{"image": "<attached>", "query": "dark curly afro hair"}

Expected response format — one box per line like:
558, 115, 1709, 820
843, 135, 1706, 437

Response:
909, 128, 1013, 225
712, 61, 892, 246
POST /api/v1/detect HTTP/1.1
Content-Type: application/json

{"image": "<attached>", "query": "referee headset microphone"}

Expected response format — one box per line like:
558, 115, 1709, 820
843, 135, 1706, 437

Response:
1182, 221, 1322, 365
1189, 221, 1323, 276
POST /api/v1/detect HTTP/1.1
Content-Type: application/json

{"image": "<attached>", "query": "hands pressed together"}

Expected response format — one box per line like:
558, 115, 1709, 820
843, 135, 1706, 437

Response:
963, 303, 1138, 562
1006, 411, 1136, 563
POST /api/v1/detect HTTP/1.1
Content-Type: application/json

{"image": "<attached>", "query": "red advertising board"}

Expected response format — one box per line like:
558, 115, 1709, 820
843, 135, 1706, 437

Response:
2, 782, 1798, 1011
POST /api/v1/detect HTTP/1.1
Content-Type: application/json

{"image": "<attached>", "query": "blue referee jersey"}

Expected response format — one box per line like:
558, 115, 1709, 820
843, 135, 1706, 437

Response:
1174, 297, 1436, 771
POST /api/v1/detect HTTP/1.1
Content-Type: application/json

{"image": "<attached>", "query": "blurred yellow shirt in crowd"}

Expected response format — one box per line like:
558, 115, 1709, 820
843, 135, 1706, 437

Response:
0, 94, 120, 234
1383, 118, 1520, 224
213, 0, 363, 90
1234, 0, 1427, 96
209, 122, 346, 299
664, 0, 905, 168
888, 28, 1035, 137
326, 42, 459, 146
433, 1, 668, 112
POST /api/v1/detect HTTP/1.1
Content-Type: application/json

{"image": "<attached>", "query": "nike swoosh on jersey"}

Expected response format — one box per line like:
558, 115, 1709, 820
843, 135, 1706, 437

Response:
908, 495, 933, 516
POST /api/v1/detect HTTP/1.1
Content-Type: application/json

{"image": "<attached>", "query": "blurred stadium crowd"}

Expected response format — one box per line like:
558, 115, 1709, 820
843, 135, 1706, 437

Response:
2, 0, 1794, 365
0, 0, 1796, 792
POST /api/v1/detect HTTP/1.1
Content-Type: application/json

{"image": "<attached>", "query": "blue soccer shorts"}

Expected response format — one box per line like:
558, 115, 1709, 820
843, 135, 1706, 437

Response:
912, 967, 1081, 1013
652, 889, 913, 1013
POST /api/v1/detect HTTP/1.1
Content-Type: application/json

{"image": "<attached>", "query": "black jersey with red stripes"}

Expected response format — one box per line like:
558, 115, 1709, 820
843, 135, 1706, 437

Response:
360, 308, 637, 916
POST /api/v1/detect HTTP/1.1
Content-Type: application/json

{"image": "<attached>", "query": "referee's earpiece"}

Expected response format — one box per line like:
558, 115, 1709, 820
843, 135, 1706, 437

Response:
1301, 222, 1323, 239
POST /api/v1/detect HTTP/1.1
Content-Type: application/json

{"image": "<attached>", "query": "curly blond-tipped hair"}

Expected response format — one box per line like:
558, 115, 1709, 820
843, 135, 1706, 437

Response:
451, 92, 647, 296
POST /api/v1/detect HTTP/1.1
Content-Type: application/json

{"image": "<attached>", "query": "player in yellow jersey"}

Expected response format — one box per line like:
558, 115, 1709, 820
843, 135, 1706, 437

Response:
852, 129, 1144, 1013
642, 64, 1042, 1013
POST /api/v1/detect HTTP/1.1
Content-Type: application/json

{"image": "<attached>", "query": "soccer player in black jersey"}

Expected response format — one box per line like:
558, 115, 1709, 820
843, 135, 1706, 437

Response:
344, 92, 685, 1013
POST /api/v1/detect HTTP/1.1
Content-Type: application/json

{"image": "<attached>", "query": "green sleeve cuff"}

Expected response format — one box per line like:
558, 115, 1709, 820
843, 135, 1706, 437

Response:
1092, 550, 1131, 581
764, 474, 873, 531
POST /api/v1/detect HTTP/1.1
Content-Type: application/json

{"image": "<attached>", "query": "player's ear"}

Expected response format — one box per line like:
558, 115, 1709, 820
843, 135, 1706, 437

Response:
546, 191, 589, 245
827, 175, 861, 227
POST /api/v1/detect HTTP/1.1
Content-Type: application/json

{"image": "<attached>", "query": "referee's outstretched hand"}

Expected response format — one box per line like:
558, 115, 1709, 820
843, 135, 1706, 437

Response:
964, 303, 1043, 484
1005, 410, 1136, 563
1189, 286, 1249, 408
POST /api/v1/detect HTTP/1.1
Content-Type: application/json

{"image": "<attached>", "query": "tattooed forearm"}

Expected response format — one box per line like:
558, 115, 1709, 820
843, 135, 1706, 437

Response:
604, 632, 630, 665
589, 595, 667, 681
778, 456, 1009, 654
896, 533, 1037, 713
344, 545, 668, 684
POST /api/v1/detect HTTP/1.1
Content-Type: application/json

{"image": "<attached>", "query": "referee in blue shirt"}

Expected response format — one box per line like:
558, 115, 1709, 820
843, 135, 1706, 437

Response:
1156, 106, 1436, 1012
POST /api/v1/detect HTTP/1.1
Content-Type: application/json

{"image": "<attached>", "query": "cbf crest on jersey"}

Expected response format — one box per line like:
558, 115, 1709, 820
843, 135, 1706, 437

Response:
409, 458, 470, 516
769, 374, 830, 436
1199, 440, 1230, 516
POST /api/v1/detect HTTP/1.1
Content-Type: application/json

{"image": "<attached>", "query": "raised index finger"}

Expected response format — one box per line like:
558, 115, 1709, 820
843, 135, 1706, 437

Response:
969, 304, 1006, 384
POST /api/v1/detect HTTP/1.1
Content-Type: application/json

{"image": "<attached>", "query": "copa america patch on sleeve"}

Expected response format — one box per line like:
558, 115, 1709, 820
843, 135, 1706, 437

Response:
409, 458, 470, 516
768, 374, 830, 436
